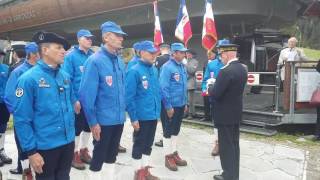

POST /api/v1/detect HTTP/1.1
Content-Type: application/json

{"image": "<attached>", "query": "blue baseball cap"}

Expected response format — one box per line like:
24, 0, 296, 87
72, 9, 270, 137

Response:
25, 42, 38, 55
77, 29, 94, 39
171, 43, 188, 52
139, 41, 158, 53
100, 21, 127, 36
133, 42, 141, 51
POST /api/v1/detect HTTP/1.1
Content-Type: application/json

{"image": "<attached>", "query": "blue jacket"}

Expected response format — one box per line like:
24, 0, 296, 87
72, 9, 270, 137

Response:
202, 58, 224, 92
14, 60, 75, 155
62, 46, 94, 100
160, 58, 187, 109
79, 46, 126, 127
4, 60, 33, 113
127, 55, 140, 71
126, 60, 161, 122
0, 64, 9, 104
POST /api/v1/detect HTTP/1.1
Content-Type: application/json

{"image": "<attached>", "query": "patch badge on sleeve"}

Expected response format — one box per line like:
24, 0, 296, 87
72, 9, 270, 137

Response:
15, 88, 24, 97
105, 76, 113, 86
173, 73, 180, 82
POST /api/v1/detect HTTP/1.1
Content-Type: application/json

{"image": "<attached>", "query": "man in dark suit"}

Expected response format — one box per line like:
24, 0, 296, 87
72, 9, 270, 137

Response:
209, 43, 247, 180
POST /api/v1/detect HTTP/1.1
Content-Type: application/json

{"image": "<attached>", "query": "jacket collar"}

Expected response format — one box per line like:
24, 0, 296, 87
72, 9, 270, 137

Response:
37, 60, 60, 74
101, 45, 118, 59
24, 59, 34, 68
170, 58, 183, 66
139, 59, 153, 67
221, 58, 238, 69
74, 45, 94, 55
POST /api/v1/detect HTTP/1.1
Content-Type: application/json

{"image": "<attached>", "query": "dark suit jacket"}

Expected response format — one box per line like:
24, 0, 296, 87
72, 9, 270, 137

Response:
209, 59, 247, 125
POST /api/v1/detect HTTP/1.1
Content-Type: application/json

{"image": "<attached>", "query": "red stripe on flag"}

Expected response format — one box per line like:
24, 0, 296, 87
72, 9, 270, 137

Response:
183, 21, 192, 47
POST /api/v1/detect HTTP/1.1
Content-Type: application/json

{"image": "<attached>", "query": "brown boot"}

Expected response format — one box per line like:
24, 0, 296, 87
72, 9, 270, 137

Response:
80, 148, 92, 164
134, 168, 146, 180
165, 154, 177, 171
72, 152, 85, 170
22, 168, 33, 180
173, 151, 187, 166
211, 141, 219, 156
144, 166, 159, 180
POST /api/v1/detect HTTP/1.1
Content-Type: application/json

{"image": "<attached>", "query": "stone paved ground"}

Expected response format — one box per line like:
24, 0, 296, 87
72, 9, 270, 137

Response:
0, 121, 315, 180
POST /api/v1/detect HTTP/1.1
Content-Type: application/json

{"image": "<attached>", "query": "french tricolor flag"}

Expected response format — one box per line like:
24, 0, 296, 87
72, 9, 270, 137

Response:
175, 0, 192, 47
153, 1, 163, 47
202, 0, 218, 50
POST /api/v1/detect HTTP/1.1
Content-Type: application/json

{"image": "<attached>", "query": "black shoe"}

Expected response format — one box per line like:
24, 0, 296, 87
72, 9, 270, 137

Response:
118, 145, 126, 153
213, 175, 224, 180
9, 168, 22, 175
0, 149, 12, 164
312, 136, 320, 141
154, 140, 163, 147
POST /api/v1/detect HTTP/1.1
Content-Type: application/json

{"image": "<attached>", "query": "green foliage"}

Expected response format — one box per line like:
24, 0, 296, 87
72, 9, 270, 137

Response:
303, 48, 320, 60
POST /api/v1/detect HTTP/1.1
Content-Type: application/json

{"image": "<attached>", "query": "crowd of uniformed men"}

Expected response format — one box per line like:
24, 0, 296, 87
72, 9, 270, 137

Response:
0, 20, 247, 180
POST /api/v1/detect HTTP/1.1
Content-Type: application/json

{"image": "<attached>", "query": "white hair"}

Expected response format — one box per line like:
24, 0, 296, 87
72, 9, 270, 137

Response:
288, 37, 298, 43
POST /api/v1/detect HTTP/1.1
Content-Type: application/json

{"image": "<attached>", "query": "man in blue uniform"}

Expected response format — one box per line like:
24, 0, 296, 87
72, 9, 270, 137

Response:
159, 43, 188, 171
14, 31, 75, 180
0, 58, 11, 167
4, 42, 39, 178
62, 29, 94, 170
126, 41, 160, 180
209, 43, 247, 180
79, 21, 126, 180
127, 42, 141, 71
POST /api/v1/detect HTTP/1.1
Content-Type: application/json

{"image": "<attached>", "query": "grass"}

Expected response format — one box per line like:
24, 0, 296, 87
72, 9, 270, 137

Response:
182, 122, 320, 149
302, 48, 320, 60
242, 132, 320, 150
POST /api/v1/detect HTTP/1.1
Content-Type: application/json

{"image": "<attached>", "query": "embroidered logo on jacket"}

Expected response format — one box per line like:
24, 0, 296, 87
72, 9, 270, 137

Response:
142, 76, 148, 89
105, 76, 113, 86
79, 66, 84, 73
38, 78, 50, 88
173, 73, 180, 82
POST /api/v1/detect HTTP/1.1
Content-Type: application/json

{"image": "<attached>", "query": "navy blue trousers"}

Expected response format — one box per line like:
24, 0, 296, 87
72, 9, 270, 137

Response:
36, 142, 74, 180
132, 120, 157, 159
75, 109, 90, 136
90, 124, 123, 171
0, 103, 9, 133
162, 105, 185, 138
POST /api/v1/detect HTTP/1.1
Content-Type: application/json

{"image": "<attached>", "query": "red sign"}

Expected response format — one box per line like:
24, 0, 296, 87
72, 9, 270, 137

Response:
247, 74, 255, 84
247, 73, 260, 85
196, 72, 203, 82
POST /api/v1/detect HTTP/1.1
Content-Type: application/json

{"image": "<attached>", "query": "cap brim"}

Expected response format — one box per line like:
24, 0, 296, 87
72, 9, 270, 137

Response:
113, 30, 128, 36
145, 48, 158, 53
83, 35, 95, 38
54, 38, 71, 50
26, 50, 38, 54
174, 48, 188, 52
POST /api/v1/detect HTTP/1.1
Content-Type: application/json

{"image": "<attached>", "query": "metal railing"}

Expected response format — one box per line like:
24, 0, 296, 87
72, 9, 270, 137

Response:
246, 63, 282, 113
